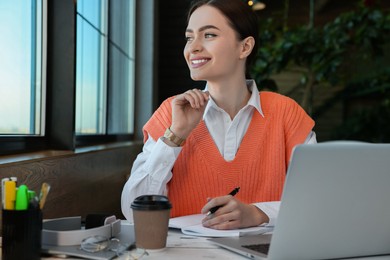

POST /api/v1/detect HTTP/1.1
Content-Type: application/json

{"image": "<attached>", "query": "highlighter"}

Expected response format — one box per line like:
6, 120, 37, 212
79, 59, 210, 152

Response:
15, 184, 29, 210
3, 180, 17, 210
2, 177, 17, 209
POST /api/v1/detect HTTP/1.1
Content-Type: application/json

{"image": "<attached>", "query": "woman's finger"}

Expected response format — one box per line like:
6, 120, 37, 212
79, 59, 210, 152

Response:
182, 89, 208, 108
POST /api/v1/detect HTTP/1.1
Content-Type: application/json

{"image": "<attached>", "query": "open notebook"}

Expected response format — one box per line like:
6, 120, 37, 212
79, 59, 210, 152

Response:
169, 214, 273, 237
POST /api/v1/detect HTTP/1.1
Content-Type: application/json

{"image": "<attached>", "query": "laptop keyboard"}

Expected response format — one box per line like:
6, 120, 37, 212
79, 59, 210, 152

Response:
242, 243, 270, 255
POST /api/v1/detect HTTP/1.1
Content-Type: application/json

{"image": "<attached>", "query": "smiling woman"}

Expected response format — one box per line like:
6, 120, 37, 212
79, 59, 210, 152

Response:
122, 0, 315, 231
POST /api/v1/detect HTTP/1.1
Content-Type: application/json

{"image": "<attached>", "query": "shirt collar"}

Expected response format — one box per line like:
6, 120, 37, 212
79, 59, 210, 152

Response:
202, 80, 264, 119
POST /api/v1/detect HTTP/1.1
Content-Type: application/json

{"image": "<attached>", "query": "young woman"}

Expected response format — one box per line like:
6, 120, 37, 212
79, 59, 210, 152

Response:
121, 0, 316, 230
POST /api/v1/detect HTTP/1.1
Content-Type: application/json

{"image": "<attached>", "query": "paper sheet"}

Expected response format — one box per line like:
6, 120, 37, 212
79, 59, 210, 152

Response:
169, 214, 273, 237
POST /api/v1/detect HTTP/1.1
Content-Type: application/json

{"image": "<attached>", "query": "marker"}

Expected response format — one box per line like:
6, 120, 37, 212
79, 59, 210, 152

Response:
2, 177, 17, 208
207, 187, 240, 216
15, 184, 29, 210
28, 190, 36, 201
3, 178, 17, 210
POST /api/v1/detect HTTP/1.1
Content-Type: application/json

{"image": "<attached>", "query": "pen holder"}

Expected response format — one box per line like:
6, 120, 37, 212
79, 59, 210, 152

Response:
2, 208, 42, 260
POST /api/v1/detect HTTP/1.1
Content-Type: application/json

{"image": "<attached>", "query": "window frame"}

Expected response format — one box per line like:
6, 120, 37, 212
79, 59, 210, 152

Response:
0, 0, 48, 155
48, 0, 138, 150
0, 0, 156, 156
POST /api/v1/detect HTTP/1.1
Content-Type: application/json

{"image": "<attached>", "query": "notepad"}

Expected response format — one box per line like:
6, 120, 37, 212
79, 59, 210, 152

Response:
169, 214, 273, 238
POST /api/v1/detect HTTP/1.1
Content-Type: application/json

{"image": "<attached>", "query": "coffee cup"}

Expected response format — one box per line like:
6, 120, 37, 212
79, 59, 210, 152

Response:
131, 195, 172, 250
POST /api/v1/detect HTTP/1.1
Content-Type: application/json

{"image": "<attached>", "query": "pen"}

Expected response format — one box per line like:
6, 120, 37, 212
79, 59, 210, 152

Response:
39, 182, 51, 209
207, 187, 240, 216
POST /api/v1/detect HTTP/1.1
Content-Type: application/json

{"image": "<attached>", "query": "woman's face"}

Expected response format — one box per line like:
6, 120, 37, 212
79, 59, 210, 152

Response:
184, 5, 245, 82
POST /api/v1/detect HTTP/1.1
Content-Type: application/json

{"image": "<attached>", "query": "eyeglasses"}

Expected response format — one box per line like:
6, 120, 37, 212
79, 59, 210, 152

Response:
80, 235, 148, 259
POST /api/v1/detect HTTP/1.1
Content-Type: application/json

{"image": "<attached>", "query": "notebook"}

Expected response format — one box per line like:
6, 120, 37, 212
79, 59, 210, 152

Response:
169, 213, 273, 237
209, 141, 390, 259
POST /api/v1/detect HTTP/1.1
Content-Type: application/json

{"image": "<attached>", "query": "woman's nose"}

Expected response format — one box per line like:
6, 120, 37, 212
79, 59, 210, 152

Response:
188, 38, 202, 53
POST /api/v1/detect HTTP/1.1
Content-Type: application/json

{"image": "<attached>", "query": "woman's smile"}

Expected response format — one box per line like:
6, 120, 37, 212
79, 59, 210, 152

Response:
190, 57, 211, 68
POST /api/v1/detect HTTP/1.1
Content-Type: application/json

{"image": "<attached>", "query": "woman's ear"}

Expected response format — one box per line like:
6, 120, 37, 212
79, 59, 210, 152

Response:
239, 36, 255, 59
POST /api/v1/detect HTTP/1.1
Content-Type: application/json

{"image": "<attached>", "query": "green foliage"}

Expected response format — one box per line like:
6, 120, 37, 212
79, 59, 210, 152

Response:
331, 99, 390, 142
329, 69, 390, 142
252, 6, 390, 87
251, 5, 390, 142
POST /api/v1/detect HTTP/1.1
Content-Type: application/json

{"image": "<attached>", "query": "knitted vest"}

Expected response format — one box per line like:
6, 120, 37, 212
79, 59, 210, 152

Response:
143, 91, 314, 217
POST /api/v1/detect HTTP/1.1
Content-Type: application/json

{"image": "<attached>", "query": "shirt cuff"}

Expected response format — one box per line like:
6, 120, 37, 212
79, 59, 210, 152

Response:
144, 137, 181, 184
253, 201, 280, 227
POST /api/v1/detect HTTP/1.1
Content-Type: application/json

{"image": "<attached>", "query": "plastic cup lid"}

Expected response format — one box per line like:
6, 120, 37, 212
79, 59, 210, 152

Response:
131, 195, 172, 210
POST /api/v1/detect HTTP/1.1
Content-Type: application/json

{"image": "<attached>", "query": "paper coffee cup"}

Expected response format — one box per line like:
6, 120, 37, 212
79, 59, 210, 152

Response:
131, 195, 172, 250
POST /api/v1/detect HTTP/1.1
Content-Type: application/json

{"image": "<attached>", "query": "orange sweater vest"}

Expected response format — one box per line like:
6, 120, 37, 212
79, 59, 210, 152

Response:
143, 91, 314, 217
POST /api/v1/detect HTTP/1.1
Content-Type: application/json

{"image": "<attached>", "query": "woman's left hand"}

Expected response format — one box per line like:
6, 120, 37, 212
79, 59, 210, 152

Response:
200, 196, 269, 229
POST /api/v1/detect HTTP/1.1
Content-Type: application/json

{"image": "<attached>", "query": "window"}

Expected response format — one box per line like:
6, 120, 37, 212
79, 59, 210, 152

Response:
76, 0, 136, 136
0, 0, 45, 136
107, 0, 136, 135
76, 0, 107, 134
0, 0, 139, 154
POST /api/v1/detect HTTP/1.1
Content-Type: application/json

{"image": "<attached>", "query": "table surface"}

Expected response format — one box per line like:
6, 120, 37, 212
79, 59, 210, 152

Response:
2, 220, 390, 260
38, 222, 240, 260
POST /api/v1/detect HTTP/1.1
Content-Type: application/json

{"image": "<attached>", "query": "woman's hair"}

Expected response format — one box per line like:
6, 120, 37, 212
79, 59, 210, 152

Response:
187, 0, 259, 74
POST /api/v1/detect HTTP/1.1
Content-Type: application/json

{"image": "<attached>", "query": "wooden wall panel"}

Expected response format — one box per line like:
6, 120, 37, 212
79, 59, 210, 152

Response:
0, 143, 142, 225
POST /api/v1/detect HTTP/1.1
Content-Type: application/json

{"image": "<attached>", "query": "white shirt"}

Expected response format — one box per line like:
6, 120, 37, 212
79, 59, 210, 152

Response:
121, 80, 317, 225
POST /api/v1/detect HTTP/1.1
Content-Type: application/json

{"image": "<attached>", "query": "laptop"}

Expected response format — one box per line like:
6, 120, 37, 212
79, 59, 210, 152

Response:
210, 141, 390, 259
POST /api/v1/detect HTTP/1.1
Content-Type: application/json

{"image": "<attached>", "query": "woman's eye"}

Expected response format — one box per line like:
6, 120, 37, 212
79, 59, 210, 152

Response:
185, 36, 193, 42
205, 33, 216, 38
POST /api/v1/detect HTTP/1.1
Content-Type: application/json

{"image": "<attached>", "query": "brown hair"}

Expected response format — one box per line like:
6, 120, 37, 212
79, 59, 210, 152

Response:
187, 0, 259, 75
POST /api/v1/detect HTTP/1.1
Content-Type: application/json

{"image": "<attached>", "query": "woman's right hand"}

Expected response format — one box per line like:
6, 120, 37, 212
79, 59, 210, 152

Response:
170, 89, 209, 139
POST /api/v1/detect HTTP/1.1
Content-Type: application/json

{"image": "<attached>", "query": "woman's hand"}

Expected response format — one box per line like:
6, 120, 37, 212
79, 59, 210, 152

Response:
200, 196, 269, 230
170, 89, 209, 139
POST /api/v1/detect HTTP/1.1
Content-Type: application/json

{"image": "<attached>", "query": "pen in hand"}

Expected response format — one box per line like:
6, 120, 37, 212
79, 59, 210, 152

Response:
206, 187, 240, 216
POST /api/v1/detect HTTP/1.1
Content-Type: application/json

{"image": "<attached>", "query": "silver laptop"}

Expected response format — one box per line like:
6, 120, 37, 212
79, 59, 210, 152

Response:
210, 142, 390, 259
